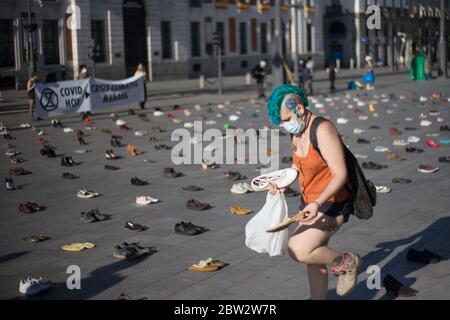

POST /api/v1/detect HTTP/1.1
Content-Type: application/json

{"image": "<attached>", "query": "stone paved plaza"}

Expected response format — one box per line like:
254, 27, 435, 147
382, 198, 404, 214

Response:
0, 74, 449, 300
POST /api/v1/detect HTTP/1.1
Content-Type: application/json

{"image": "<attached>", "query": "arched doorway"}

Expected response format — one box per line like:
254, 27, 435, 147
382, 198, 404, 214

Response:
123, 0, 148, 77
328, 21, 346, 65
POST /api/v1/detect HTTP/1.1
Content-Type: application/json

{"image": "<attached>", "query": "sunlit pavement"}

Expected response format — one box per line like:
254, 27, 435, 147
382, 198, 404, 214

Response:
0, 74, 449, 300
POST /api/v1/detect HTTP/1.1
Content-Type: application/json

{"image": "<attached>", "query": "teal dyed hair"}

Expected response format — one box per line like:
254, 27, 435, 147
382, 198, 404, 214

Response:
267, 84, 309, 125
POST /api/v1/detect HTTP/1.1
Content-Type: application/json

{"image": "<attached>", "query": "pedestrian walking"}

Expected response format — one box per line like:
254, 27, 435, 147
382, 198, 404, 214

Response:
326, 61, 338, 92
267, 85, 361, 300
134, 63, 147, 110
252, 59, 268, 99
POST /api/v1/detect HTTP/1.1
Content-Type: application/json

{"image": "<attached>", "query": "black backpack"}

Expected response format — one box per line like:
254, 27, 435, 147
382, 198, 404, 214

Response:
310, 117, 376, 219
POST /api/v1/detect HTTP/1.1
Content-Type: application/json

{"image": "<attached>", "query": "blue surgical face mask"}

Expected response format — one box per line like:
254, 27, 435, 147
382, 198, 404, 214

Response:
282, 113, 305, 135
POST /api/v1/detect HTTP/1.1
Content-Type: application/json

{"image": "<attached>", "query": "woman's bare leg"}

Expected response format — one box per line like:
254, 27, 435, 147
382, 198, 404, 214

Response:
29, 100, 34, 118
288, 213, 345, 300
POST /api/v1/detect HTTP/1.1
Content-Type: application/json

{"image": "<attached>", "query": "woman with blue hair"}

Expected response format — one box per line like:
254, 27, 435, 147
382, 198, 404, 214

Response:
267, 84, 360, 299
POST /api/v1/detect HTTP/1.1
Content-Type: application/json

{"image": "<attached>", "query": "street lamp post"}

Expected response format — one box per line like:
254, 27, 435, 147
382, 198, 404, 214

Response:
26, 0, 37, 77
439, 0, 448, 77
273, 0, 284, 87
212, 31, 223, 96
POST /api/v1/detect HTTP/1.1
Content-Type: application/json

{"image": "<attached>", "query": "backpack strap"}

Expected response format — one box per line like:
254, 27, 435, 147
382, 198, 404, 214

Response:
309, 116, 328, 158
309, 116, 354, 194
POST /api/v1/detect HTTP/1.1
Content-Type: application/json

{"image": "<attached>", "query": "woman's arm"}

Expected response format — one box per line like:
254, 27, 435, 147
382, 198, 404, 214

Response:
313, 121, 348, 206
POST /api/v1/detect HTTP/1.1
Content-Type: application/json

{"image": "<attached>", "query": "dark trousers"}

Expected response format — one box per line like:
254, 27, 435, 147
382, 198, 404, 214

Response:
78, 137, 86, 145
257, 80, 265, 98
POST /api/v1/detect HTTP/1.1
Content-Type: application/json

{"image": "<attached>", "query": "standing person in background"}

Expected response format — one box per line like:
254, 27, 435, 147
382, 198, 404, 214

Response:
252, 59, 268, 99
57, 65, 67, 81
134, 63, 147, 110
305, 56, 314, 95
27, 72, 38, 119
78, 65, 89, 80
326, 61, 338, 93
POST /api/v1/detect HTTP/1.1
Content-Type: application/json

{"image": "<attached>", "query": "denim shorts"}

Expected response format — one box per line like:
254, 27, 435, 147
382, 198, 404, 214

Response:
299, 195, 354, 224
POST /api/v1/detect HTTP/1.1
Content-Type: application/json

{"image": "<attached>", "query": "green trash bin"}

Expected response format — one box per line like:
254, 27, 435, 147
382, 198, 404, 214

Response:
415, 53, 426, 81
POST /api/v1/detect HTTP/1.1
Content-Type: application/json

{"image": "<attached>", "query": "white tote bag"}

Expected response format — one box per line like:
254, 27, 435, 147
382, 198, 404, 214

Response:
245, 191, 289, 257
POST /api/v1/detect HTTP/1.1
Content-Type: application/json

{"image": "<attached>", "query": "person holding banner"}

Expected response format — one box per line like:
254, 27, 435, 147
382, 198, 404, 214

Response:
27, 72, 38, 119
134, 63, 147, 110
78, 65, 89, 80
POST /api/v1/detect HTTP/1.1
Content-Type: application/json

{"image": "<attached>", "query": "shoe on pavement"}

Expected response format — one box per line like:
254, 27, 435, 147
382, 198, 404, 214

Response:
19, 277, 51, 296
136, 196, 159, 205
230, 204, 253, 215
125, 221, 148, 232
175, 221, 202, 236
418, 164, 439, 173
376, 186, 392, 193
182, 185, 204, 192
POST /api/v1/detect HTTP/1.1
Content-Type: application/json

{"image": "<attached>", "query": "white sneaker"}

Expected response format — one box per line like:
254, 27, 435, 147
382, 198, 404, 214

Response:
63, 127, 74, 133
407, 136, 420, 143
376, 186, 392, 194
420, 120, 432, 127
374, 146, 390, 152
20, 123, 31, 128
136, 196, 159, 205
173, 118, 183, 124
19, 276, 51, 296
115, 119, 126, 126
134, 130, 148, 136
230, 183, 252, 195
153, 111, 163, 117
419, 96, 428, 102
393, 139, 409, 146
251, 168, 298, 192
337, 118, 349, 124
353, 128, 366, 135
229, 115, 239, 122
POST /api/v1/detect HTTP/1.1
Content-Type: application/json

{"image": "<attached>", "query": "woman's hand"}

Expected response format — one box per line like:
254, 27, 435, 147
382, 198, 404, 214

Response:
298, 202, 320, 223
268, 182, 286, 196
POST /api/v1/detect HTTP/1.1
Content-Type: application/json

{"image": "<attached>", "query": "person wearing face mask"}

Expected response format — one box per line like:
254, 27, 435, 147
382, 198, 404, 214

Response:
267, 84, 360, 300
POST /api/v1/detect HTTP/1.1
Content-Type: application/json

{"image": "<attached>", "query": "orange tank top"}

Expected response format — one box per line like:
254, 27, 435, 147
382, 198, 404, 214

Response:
293, 143, 349, 204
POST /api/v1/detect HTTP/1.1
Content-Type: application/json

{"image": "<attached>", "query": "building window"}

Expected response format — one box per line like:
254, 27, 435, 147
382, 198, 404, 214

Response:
190, 0, 202, 7
42, 20, 60, 65
161, 21, 172, 59
0, 19, 14, 67
239, 22, 247, 55
91, 20, 106, 63
216, 22, 225, 55
260, 22, 267, 53
228, 17, 237, 53
191, 22, 201, 57
306, 23, 312, 52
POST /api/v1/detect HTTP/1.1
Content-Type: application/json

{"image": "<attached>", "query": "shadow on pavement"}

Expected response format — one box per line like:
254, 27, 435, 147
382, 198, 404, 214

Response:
26, 251, 155, 300
328, 217, 450, 300
0, 251, 29, 264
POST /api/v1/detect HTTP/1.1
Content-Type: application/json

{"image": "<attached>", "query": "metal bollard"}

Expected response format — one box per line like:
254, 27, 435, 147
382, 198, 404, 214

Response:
199, 74, 205, 89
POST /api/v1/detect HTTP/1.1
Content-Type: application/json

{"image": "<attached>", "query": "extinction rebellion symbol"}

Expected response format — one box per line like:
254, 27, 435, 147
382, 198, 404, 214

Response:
40, 88, 59, 112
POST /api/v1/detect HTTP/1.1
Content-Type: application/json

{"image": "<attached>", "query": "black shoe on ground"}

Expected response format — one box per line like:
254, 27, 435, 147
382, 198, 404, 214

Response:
174, 221, 201, 236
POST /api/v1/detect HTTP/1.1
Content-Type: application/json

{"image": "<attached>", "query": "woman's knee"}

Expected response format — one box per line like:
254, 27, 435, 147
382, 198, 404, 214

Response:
287, 239, 313, 263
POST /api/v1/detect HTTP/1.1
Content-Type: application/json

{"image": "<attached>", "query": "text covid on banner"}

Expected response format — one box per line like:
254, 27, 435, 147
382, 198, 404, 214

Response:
35, 76, 145, 117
